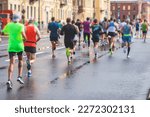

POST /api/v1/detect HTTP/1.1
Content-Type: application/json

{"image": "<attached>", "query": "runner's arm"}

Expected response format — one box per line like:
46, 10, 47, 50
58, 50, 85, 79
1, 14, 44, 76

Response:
35, 26, 41, 42
60, 26, 64, 35
22, 31, 27, 42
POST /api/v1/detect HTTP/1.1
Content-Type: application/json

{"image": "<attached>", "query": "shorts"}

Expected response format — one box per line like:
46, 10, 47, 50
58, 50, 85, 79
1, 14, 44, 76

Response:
108, 32, 116, 37
142, 31, 147, 34
9, 51, 23, 59
25, 46, 36, 53
50, 36, 58, 42
122, 36, 131, 43
64, 40, 74, 49
92, 38, 99, 43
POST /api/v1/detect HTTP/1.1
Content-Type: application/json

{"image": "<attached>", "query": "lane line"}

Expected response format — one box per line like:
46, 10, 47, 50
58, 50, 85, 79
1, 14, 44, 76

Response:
0, 44, 8, 47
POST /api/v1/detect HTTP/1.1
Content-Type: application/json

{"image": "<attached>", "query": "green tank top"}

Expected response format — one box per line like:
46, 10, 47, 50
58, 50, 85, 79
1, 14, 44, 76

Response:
142, 23, 147, 31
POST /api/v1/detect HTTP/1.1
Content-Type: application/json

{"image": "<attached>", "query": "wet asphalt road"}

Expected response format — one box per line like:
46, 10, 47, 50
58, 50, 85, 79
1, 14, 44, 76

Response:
0, 36, 150, 100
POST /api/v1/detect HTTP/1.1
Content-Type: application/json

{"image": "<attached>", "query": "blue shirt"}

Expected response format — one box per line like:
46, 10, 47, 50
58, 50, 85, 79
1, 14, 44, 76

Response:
48, 22, 59, 38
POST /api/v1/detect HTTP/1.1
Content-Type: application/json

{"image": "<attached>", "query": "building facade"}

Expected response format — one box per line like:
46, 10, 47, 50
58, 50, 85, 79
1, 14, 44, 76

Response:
72, 0, 110, 21
111, 0, 150, 23
111, 1, 138, 21
76, 0, 94, 21
0, 0, 73, 26
99, 0, 110, 20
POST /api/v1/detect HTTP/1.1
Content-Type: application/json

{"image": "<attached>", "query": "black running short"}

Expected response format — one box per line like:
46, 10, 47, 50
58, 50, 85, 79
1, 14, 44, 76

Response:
9, 51, 23, 59
50, 36, 59, 42
64, 40, 74, 49
142, 31, 147, 34
108, 32, 116, 37
92, 38, 99, 43
24, 46, 36, 53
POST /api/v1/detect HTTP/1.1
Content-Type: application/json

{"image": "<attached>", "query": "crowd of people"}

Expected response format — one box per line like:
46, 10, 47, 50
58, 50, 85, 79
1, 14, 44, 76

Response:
0, 13, 149, 89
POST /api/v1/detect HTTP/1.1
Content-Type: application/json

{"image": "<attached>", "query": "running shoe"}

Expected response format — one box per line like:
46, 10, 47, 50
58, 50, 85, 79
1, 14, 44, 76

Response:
127, 55, 130, 58
52, 54, 56, 58
6, 80, 13, 89
68, 60, 71, 65
17, 76, 24, 84
95, 53, 97, 59
26, 60, 31, 70
27, 70, 32, 77
109, 48, 113, 55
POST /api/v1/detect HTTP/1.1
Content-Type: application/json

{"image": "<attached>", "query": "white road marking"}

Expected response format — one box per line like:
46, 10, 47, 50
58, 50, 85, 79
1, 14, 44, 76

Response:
0, 44, 8, 47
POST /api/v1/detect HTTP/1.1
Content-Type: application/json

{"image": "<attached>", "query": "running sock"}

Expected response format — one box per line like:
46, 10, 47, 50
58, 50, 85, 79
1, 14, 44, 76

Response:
66, 48, 70, 57
94, 48, 98, 55
127, 47, 130, 56
26, 59, 31, 70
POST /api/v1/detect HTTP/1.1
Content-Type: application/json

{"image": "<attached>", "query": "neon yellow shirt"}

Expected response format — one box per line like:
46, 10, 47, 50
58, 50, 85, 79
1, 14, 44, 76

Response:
2, 22, 25, 52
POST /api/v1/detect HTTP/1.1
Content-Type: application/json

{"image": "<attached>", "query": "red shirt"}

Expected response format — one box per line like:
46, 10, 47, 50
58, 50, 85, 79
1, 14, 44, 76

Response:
24, 25, 37, 47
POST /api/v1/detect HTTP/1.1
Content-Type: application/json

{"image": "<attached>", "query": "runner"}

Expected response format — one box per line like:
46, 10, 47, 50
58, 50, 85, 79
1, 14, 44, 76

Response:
72, 20, 79, 55
121, 19, 133, 58
75, 19, 82, 47
0, 17, 2, 42
82, 17, 91, 48
141, 19, 148, 43
101, 17, 108, 46
48, 17, 60, 58
119, 19, 127, 47
107, 18, 117, 55
24, 18, 41, 77
2, 14, 27, 89
114, 19, 119, 41
61, 18, 77, 64
91, 19, 103, 59
135, 19, 140, 38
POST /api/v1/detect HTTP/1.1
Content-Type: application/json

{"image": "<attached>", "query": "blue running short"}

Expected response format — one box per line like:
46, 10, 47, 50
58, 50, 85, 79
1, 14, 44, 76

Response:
122, 36, 131, 43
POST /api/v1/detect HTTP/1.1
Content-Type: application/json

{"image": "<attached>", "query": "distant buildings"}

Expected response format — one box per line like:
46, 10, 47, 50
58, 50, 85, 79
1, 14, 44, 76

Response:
110, 0, 150, 22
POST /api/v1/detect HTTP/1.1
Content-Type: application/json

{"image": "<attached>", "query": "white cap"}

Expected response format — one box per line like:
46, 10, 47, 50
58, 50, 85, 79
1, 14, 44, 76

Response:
12, 14, 21, 22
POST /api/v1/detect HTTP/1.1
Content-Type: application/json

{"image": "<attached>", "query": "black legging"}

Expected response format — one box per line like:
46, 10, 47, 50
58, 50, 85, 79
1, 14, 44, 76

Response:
84, 33, 90, 47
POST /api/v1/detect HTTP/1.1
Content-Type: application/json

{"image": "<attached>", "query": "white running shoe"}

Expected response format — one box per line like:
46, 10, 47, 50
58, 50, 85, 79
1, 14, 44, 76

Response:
127, 55, 130, 58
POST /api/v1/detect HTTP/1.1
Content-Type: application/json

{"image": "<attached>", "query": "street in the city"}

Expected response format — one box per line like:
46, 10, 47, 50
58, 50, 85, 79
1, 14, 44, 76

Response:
0, 31, 150, 100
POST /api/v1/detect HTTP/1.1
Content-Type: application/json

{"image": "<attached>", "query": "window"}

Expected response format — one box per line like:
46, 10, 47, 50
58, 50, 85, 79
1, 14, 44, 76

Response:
34, 7, 36, 19
10, 4, 12, 10
128, 5, 130, 10
0, 4, 2, 11
31, 6, 33, 17
123, 5, 126, 10
78, 0, 82, 6
18, 5, 20, 11
133, 15, 136, 19
113, 6, 115, 10
27, 6, 29, 19
14, 4, 16, 10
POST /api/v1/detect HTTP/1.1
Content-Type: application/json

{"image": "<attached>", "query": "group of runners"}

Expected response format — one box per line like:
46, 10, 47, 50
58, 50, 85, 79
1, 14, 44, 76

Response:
0, 13, 149, 89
